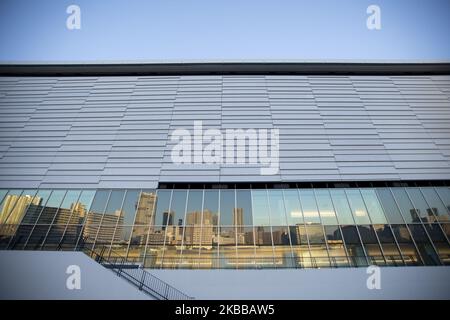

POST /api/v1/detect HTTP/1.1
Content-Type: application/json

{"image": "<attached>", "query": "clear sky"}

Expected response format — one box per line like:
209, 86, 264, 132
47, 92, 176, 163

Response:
0, 0, 449, 62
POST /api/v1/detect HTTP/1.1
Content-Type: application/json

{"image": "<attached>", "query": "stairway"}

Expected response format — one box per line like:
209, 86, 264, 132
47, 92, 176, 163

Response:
81, 245, 194, 300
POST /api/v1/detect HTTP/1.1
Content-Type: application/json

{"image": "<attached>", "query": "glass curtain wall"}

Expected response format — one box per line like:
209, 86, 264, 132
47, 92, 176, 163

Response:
0, 185, 449, 268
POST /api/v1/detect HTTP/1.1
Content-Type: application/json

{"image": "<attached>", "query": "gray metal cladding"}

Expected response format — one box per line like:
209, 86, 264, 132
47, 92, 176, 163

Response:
0, 75, 449, 188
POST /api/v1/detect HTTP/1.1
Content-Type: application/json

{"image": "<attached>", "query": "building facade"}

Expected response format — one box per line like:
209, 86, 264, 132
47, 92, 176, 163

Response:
0, 63, 449, 270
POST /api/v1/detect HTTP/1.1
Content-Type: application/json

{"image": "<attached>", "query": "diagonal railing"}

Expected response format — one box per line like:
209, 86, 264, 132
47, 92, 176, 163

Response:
74, 240, 194, 300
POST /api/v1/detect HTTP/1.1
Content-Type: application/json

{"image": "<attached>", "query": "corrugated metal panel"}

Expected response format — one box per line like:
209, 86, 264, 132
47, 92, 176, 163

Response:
0, 75, 449, 188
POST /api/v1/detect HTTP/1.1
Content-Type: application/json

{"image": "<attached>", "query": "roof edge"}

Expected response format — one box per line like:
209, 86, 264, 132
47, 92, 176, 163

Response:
1, 62, 450, 76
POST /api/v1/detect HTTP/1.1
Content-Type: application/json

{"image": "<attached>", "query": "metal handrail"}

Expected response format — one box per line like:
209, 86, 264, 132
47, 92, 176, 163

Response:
76, 238, 194, 300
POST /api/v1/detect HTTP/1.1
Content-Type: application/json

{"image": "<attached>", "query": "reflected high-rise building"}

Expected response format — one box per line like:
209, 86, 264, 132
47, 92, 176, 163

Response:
163, 210, 174, 227
135, 192, 157, 227
0, 194, 41, 225
233, 208, 244, 235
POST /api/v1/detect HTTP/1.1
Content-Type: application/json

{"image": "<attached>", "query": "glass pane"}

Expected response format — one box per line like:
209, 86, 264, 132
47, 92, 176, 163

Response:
252, 190, 270, 226
60, 225, 84, 249
391, 224, 423, 266
236, 190, 253, 225
0, 190, 23, 224
315, 189, 338, 225
121, 190, 140, 225
219, 189, 235, 226
324, 225, 349, 267
0, 190, 8, 206
291, 224, 311, 268
360, 189, 387, 224
299, 189, 320, 224
408, 224, 440, 265
373, 224, 403, 266
420, 187, 449, 222
283, 189, 303, 225
306, 225, 330, 267
406, 188, 439, 223
341, 225, 367, 266
346, 189, 371, 224
203, 190, 219, 226
52, 190, 81, 225
435, 187, 450, 215
153, 190, 172, 226
425, 224, 450, 265
268, 190, 288, 226
376, 188, 405, 224
25, 225, 50, 249
392, 188, 419, 223
358, 225, 385, 265
70, 190, 95, 224
330, 189, 354, 225
101, 190, 125, 224
4, 189, 37, 225
185, 190, 203, 226
37, 190, 67, 224
20, 190, 51, 224
133, 190, 157, 228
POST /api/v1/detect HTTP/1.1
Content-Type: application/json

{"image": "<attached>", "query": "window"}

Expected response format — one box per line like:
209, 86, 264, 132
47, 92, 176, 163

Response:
376, 188, 404, 224
299, 189, 320, 224
315, 189, 338, 225
330, 189, 354, 225
360, 189, 387, 224
252, 190, 270, 226
346, 189, 371, 224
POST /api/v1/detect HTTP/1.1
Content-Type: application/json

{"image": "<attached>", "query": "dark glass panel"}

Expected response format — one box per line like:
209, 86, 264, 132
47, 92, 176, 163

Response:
291, 224, 311, 268
357, 225, 385, 266
315, 189, 338, 225
391, 224, 423, 266
299, 189, 320, 224
25, 225, 50, 249
408, 224, 440, 265
324, 225, 349, 267
252, 190, 270, 226
329, 189, 354, 225
373, 224, 403, 266
420, 187, 449, 222
306, 225, 330, 267
219, 189, 235, 226
283, 189, 303, 225
392, 188, 419, 223
341, 225, 367, 266
59, 225, 84, 249
8, 224, 33, 249
425, 224, 450, 265
376, 188, 404, 224
0, 224, 18, 249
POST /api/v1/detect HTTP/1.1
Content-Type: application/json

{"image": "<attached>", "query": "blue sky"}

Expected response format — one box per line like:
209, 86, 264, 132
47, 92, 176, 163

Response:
0, 0, 449, 62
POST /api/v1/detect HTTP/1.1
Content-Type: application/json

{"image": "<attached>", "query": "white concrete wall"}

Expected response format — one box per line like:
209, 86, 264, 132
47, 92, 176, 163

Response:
1, 250, 448, 300
149, 267, 450, 300
0, 251, 151, 300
